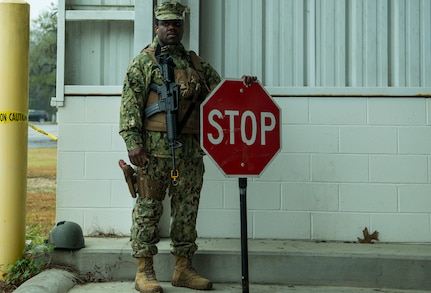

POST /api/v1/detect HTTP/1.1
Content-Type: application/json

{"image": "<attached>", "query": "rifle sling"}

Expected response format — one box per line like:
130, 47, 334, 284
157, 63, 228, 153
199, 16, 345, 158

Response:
178, 94, 198, 134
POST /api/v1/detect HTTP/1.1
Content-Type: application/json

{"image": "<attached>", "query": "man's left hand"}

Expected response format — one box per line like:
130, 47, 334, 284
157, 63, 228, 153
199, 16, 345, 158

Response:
241, 75, 258, 87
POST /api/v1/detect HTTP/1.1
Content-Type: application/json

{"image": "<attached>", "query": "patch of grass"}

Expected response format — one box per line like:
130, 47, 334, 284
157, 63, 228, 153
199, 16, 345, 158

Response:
27, 148, 57, 236
26, 191, 56, 236
27, 148, 57, 179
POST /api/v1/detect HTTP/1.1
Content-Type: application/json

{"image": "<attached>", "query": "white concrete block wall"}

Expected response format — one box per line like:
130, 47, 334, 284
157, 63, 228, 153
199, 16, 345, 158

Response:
56, 96, 431, 243
56, 96, 134, 236
199, 96, 431, 242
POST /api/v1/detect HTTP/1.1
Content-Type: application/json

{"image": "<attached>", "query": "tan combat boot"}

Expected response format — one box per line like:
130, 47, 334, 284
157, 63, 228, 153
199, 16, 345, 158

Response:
135, 257, 163, 293
171, 255, 212, 290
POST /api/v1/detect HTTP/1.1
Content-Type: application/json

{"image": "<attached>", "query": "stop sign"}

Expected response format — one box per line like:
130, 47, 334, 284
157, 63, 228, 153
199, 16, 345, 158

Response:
201, 79, 281, 176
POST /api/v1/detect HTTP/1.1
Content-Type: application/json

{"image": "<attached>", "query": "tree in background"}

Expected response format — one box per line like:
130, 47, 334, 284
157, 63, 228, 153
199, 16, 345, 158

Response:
29, 2, 57, 117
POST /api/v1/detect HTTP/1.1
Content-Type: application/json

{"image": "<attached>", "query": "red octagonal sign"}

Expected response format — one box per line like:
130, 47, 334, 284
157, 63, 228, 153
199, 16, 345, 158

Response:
201, 79, 281, 176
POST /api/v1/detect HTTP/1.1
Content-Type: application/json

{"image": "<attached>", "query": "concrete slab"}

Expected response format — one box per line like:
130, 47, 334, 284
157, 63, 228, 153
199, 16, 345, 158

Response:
68, 282, 430, 293
48, 238, 431, 291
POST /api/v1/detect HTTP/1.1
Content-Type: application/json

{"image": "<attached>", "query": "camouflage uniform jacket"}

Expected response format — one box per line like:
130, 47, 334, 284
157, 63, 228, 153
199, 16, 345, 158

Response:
119, 36, 221, 158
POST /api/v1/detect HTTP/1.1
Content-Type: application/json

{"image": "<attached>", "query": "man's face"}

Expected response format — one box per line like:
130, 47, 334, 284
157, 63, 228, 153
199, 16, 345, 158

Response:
156, 20, 184, 46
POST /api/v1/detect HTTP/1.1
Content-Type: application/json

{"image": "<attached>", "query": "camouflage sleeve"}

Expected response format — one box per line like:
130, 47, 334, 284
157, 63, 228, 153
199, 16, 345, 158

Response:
119, 55, 149, 152
196, 55, 221, 90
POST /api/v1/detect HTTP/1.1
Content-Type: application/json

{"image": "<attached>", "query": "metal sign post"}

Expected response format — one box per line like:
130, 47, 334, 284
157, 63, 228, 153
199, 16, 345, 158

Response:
239, 177, 249, 293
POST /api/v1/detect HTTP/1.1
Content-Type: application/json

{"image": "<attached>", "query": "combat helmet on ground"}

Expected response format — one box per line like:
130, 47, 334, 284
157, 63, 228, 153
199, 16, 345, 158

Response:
48, 221, 85, 250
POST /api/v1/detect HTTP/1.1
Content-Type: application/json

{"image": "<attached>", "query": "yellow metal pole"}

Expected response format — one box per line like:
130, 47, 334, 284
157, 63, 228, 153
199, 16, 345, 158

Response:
0, 0, 29, 278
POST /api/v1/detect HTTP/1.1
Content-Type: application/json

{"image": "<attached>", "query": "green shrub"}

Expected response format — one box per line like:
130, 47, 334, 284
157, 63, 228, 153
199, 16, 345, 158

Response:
2, 223, 54, 286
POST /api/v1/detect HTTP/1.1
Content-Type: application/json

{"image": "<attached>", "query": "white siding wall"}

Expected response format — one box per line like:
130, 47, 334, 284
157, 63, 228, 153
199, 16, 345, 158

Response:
201, 0, 431, 89
55, 0, 431, 242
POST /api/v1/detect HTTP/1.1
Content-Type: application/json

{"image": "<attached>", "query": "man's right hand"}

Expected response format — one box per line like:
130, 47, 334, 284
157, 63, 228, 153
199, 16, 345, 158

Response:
128, 147, 149, 167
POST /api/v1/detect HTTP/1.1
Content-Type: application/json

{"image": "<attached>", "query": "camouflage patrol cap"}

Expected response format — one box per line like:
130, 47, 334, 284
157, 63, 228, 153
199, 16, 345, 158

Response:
154, 2, 186, 21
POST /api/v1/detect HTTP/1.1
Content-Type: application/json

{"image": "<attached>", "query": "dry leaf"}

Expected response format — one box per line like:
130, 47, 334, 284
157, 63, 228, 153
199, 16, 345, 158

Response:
357, 227, 379, 243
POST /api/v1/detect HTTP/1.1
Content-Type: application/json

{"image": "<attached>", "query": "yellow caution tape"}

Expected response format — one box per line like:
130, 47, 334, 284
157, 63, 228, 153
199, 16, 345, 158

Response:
28, 123, 58, 141
0, 111, 57, 140
0, 111, 28, 123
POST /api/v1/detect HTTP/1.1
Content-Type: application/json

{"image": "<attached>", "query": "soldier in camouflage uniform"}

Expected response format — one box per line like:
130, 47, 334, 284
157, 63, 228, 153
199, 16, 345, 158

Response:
119, 2, 257, 293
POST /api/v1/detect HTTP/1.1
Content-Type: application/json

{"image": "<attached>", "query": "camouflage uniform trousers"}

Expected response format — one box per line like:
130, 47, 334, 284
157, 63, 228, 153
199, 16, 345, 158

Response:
131, 155, 204, 259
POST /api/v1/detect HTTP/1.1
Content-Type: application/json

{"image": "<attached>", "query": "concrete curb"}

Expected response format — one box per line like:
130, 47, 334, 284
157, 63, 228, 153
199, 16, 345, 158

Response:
14, 269, 76, 293
50, 238, 431, 290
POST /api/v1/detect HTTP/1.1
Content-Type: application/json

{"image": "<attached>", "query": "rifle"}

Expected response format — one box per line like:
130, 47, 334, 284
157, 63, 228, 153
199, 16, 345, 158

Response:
145, 52, 182, 186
